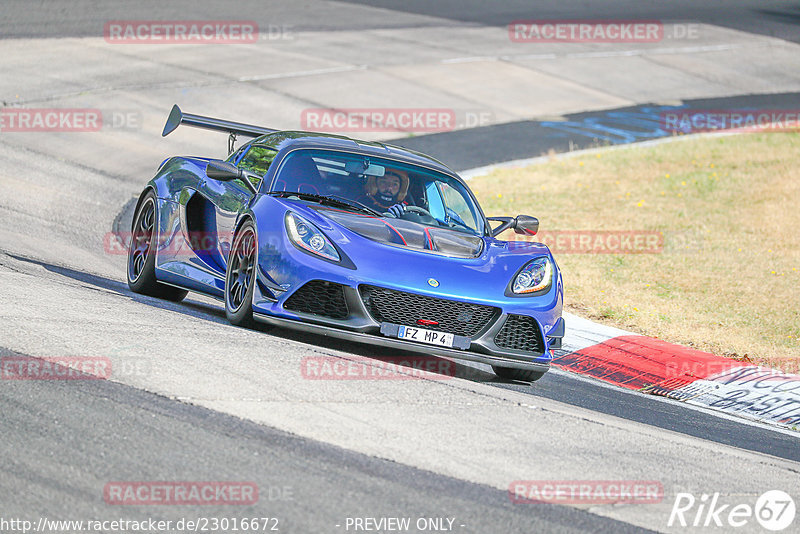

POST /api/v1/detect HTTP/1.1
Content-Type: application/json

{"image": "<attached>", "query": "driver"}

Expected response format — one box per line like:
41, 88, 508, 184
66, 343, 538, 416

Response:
357, 169, 410, 217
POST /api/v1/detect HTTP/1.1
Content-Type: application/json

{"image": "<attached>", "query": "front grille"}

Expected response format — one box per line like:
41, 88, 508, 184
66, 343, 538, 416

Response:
359, 285, 498, 337
494, 314, 545, 354
284, 280, 349, 319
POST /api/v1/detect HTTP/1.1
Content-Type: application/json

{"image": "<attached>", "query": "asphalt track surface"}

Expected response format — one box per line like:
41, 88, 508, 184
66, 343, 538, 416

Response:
339, 0, 800, 45
395, 91, 800, 171
0, 345, 645, 534
497, 365, 800, 463
3, 0, 800, 44
2, 2, 800, 533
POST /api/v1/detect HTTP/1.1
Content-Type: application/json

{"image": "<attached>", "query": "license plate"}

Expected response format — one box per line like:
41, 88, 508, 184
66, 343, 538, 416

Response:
397, 325, 455, 348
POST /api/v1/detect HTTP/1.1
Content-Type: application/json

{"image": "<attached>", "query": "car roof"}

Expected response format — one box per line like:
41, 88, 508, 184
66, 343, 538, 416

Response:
250, 131, 456, 176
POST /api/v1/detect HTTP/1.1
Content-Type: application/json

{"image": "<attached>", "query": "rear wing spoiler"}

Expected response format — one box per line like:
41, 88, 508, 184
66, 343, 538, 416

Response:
162, 104, 277, 152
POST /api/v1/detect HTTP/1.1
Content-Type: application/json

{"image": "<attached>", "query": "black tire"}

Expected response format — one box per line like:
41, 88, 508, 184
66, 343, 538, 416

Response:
127, 191, 188, 302
225, 220, 258, 328
492, 366, 547, 383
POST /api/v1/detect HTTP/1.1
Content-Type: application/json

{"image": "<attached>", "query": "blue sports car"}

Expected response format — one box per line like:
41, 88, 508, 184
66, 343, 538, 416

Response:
127, 105, 564, 381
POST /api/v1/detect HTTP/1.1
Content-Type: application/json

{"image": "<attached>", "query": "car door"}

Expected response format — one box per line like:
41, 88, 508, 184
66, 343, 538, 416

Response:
205, 144, 279, 270
196, 171, 255, 273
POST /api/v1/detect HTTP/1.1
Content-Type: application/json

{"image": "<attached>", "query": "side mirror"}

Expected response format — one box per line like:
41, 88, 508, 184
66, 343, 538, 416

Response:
487, 215, 539, 237
513, 215, 539, 236
206, 160, 242, 181
206, 159, 259, 194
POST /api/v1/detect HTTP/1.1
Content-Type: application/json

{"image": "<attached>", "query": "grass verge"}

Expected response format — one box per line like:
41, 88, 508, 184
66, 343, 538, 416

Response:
470, 133, 800, 371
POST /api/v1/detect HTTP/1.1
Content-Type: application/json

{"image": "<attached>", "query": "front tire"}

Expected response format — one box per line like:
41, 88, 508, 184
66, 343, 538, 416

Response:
225, 221, 258, 328
492, 366, 546, 383
127, 191, 188, 302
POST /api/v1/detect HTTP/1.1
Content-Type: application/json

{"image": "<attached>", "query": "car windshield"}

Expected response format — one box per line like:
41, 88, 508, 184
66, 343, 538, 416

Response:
269, 149, 485, 235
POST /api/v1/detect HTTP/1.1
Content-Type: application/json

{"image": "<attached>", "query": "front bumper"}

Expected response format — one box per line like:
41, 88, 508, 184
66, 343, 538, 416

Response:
253, 282, 560, 373
254, 313, 551, 372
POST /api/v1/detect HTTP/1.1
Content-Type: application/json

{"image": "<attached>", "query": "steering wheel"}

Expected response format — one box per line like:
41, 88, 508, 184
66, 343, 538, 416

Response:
404, 205, 433, 217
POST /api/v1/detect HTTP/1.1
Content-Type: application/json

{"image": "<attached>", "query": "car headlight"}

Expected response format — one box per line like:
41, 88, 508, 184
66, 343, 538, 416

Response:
285, 212, 340, 262
512, 257, 553, 294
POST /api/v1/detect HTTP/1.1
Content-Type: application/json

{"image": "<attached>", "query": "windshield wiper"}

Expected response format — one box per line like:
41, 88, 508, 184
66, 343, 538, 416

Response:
325, 195, 385, 217
268, 191, 383, 217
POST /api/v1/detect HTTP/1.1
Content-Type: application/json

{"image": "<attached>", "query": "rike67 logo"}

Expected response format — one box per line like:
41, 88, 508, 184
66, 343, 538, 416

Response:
669, 490, 795, 531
